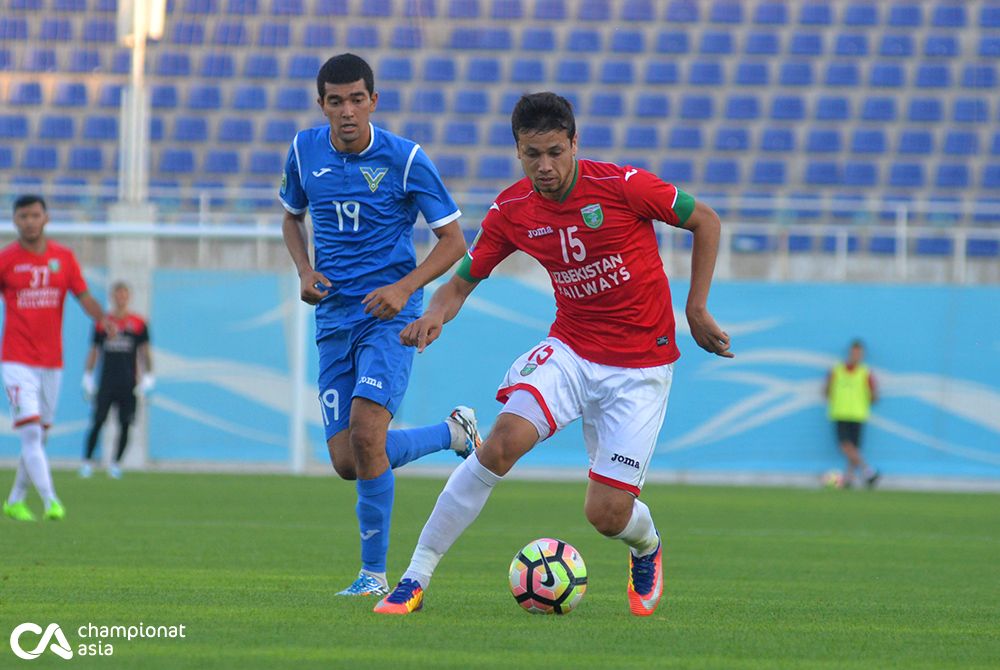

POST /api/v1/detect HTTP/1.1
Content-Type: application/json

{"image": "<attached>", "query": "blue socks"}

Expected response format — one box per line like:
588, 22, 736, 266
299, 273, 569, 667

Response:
356, 468, 394, 573
384, 422, 451, 469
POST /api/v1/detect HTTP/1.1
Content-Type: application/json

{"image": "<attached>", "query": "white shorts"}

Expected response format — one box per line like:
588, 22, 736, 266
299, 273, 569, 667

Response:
496, 337, 673, 496
2, 362, 62, 428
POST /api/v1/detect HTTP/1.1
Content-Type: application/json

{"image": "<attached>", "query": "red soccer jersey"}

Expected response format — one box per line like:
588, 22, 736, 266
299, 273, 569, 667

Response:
459, 159, 695, 368
0, 241, 88, 367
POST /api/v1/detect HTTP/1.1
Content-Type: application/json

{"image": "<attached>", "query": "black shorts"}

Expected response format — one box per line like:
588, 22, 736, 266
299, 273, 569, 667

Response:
835, 421, 863, 447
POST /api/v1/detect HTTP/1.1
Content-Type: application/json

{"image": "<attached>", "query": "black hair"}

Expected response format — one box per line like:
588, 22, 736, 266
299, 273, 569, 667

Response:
850, 339, 865, 349
316, 53, 375, 99
13, 194, 46, 214
111, 281, 130, 292
511, 92, 576, 143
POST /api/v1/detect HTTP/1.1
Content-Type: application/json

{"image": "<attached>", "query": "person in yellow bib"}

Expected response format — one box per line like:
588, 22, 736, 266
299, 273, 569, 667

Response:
825, 340, 880, 488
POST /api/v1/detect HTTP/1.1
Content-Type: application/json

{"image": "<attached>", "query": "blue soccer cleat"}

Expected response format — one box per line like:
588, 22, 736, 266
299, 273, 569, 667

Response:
336, 571, 389, 597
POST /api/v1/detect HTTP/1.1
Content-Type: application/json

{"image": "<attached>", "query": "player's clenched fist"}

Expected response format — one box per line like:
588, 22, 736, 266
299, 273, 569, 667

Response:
298, 270, 330, 305
400, 314, 444, 353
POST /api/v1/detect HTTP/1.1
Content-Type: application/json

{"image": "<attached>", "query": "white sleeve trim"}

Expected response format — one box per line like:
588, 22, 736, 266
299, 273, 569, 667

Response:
292, 133, 304, 191
402, 144, 421, 192
425, 209, 461, 229
670, 188, 679, 209
280, 198, 307, 215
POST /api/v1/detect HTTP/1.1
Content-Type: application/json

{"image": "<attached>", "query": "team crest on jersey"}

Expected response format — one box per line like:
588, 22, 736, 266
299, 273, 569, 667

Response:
360, 166, 389, 192
280, 172, 287, 195
580, 203, 604, 229
48, 258, 61, 273
520, 362, 537, 376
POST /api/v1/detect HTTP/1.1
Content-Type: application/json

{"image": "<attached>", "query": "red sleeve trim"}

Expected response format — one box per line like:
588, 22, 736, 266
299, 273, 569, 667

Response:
588, 470, 642, 497
13, 415, 41, 428
496, 382, 557, 438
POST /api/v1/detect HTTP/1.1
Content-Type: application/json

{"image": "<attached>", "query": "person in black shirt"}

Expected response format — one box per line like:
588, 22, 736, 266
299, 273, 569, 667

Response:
79, 282, 153, 479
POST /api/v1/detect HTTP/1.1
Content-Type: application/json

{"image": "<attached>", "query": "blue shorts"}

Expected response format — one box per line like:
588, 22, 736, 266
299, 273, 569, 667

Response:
316, 315, 415, 440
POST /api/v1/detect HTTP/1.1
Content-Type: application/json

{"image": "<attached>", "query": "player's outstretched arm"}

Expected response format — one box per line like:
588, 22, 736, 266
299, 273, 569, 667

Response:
684, 201, 734, 359
282, 210, 330, 305
400, 273, 477, 353
363, 220, 467, 320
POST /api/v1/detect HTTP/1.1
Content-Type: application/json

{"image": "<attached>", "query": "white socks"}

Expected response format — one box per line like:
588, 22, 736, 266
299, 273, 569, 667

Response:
402, 451, 502, 588
7, 423, 56, 506
612, 498, 660, 558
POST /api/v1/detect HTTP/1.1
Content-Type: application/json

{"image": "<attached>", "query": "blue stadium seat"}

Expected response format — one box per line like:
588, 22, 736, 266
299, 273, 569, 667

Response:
689, 61, 724, 86
889, 163, 925, 188
555, 59, 589, 84
443, 121, 478, 145
868, 236, 897, 254
98, 83, 122, 108
0, 18, 29, 40
212, 21, 247, 46
760, 127, 795, 152
83, 116, 117, 140
534, 0, 566, 20
40, 18, 73, 42
924, 34, 960, 58
967, 238, 1000, 258
9, 0, 41, 8
915, 237, 953, 256
844, 161, 878, 187
287, 54, 320, 79
435, 154, 468, 180
82, 19, 115, 42
888, 4, 922, 26
850, 129, 886, 154
992, 132, 1000, 155
38, 115, 74, 140
188, 85, 222, 110
244, 54, 278, 79
423, 57, 456, 82
205, 150, 240, 174
983, 164, 1000, 188
24, 49, 57, 72
491, 0, 523, 19
715, 127, 750, 151
943, 131, 978, 155
680, 95, 712, 120
511, 59, 545, 83
621, 0, 655, 21
789, 33, 823, 57
624, 125, 658, 149
0, 114, 28, 140
745, 32, 780, 55
754, 2, 787, 24
799, 3, 832, 25
181, 0, 218, 13
980, 36, 1000, 57
645, 61, 679, 85
908, 98, 943, 122
173, 117, 208, 142
915, 63, 951, 88
376, 88, 401, 112
566, 29, 601, 52
51, 176, 90, 205
590, 93, 624, 116
861, 96, 896, 121
54, 82, 87, 107
453, 90, 489, 115
111, 50, 131, 74
709, 1, 742, 23
983, 5, 1000, 27
467, 57, 500, 82
487, 122, 510, 147
447, 0, 479, 18
879, 35, 913, 58
411, 90, 446, 114
263, 119, 296, 143
231, 85, 267, 110
953, 98, 989, 123
735, 62, 769, 85
171, 21, 205, 45
200, 53, 235, 77
634, 93, 669, 117
936, 164, 970, 189
835, 33, 868, 57
155, 52, 190, 77
668, 126, 702, 150
752, 160, 786, 185
477, 155, 514, 180
770, 95, 805, 120
404, 0, 437, 16
346, 26, 380, 49
806, 128, 841, 153
790, 192, 822, 219
248, 151, 280, 173
656, 31, 689, 54
660, 159, 694, 183
69, 147, 102, 171
600, 61, 634, 84
931, 5, 965, 27
271, 0, 303, 15
780, 62, 813, 86
218, 117, 253, 143
725, 95, 760, 120
612, 30, 645, 54
962, 64, 997, 88
391, 26, 423, 49
258, 23, 291, 47
898, 130, 934, 155
825, 62, 860, 86
843, 4, 878, 26
869, 62, 905, 87
665, 0, 697, 21
450, 27, 511, 50
815, 96, 850, 120
705, 159, 740, 184
577, 0, 610, 20
22, 146, 58, 171
700, 31, 733, 54
401, 121, 435, 145
580, 124, 614, 149
303, 25, 335, 48
9, 83, 43, 106
521, 28, 556, 52
226, 0, 258, 14
380, 57, 413, 82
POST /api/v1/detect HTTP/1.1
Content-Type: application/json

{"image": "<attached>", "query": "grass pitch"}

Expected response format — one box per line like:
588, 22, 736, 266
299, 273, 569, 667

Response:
1, 470, 998, 669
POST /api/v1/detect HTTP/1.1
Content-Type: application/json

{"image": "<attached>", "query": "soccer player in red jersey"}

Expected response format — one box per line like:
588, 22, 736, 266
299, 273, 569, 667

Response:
1, 195, 113, 522
376, 93, 733, 616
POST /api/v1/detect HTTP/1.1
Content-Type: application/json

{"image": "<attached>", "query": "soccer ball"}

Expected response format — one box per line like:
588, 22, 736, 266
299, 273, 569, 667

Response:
822, 469, 845, 489
508, 538, 587, 615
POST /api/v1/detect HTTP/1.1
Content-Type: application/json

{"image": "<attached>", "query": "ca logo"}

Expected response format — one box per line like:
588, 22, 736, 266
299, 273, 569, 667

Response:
9, 623, 73, 660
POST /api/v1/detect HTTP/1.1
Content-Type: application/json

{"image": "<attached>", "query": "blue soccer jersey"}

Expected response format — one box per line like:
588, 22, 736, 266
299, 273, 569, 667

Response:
279, 122, 461, 334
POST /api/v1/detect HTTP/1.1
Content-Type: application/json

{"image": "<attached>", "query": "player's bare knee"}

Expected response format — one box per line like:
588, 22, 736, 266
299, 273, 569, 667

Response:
584, 500, 630, 537
331, 460, 357, 480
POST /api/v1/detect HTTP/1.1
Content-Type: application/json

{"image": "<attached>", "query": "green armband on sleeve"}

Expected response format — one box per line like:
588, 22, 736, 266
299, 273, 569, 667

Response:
674, 189, 696, 226
454, 253, 483, 283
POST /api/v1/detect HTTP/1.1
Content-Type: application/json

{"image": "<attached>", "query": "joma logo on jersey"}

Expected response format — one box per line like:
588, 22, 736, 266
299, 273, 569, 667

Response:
360, 167, 389, 192
527, 226, 554, 238
611, 453, 640, 469
359, 376, 383, 390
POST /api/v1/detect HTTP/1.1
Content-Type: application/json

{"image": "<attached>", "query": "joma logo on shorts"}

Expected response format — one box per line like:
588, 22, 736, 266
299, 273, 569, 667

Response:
359, 376, 383, 390
611, 453, 640, 469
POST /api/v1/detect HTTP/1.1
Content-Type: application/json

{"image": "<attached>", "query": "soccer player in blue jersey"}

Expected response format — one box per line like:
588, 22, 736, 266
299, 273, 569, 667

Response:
280, 53, 482, 597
